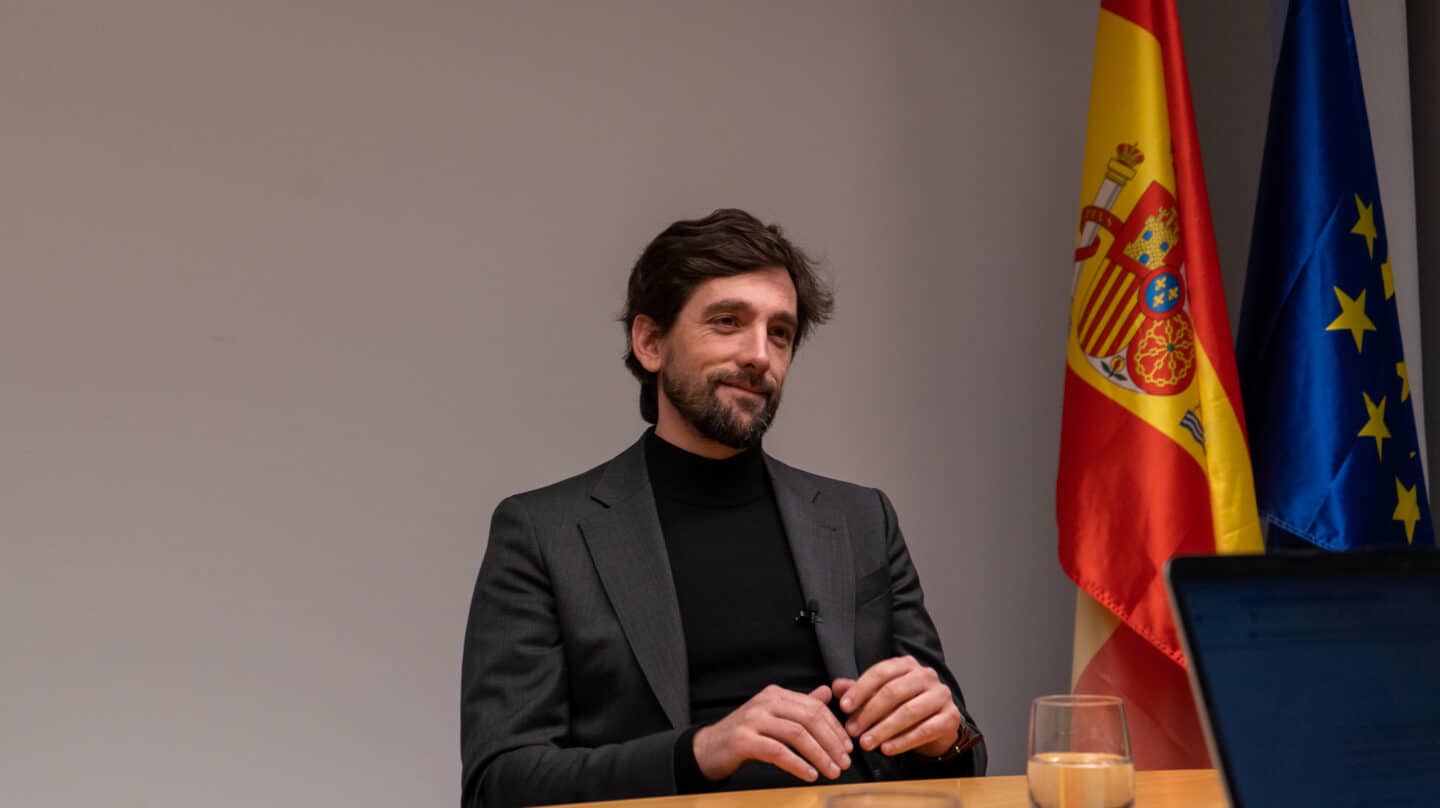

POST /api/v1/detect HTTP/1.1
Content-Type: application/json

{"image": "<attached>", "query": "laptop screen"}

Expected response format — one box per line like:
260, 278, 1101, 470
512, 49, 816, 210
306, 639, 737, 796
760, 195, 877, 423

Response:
1168, 554, 1440, 808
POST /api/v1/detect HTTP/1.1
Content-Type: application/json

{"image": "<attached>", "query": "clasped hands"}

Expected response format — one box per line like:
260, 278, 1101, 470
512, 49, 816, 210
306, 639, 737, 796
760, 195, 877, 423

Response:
692, 655, 963, 783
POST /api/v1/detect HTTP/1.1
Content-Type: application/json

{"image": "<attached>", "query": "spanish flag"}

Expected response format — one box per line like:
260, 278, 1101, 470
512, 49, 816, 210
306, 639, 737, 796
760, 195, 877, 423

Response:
1057, 0, 1263, 769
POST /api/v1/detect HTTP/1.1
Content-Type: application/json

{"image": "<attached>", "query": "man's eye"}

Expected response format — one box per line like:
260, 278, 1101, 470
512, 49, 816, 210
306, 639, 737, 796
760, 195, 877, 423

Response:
771, 329, 795, 346
713, 316, 738, 328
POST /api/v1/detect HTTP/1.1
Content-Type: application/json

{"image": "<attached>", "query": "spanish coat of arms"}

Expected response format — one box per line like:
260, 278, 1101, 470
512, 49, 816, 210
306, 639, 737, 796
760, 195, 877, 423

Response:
1072, 143, 1196, 398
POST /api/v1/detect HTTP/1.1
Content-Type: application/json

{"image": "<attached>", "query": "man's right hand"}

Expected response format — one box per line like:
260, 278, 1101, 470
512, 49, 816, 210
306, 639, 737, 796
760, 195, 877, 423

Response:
692, 684, 854, 783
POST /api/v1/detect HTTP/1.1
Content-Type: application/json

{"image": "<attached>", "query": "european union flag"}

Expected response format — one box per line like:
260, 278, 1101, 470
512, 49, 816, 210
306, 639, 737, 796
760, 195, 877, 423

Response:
1236, 0, 1433, 550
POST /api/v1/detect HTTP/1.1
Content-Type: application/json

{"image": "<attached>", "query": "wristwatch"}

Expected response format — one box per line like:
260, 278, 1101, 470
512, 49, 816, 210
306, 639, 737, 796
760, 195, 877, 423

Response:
926, 722, 984, 761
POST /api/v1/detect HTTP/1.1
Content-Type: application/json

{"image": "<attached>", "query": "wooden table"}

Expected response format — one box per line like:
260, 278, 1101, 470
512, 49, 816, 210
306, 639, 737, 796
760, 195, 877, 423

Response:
547, 769, 1226, 807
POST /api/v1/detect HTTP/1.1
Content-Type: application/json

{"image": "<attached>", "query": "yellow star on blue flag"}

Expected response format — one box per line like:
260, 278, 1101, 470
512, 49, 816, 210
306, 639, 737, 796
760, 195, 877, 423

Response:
1325, 287, 1376, 352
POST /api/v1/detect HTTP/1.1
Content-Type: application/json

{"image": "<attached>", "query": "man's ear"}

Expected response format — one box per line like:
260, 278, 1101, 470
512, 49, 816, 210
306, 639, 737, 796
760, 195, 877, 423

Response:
631, 314, 665, 374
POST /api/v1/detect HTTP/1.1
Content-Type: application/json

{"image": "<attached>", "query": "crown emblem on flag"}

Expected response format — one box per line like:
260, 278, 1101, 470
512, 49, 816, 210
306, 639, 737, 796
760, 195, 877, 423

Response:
1114, 142, 1145, 170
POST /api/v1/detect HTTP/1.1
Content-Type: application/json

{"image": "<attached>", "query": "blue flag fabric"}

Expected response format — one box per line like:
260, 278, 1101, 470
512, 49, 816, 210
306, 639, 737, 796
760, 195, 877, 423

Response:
1236, 0, 1433, 550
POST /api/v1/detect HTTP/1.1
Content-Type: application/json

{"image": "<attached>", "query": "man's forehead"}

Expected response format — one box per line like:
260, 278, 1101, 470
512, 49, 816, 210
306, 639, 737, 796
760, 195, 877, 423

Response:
686, 267, 798, 313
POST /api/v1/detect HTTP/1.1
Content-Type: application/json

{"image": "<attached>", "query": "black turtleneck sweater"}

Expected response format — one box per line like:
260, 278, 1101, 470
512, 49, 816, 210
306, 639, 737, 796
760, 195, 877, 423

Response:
644, 430, 865, 791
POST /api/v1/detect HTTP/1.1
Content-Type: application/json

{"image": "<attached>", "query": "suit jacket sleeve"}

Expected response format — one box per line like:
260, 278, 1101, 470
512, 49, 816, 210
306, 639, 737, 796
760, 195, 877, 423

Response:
460, 495, 685, 808
874, 488, 988, 778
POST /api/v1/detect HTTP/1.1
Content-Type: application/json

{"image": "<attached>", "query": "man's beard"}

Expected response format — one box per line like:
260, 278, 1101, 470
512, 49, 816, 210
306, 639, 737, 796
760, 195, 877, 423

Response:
660, 367, 781, 450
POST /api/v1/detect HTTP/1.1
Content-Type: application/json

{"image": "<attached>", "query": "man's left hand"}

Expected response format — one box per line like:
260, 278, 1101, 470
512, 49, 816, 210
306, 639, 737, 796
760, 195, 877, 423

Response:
832, 655, 962, 758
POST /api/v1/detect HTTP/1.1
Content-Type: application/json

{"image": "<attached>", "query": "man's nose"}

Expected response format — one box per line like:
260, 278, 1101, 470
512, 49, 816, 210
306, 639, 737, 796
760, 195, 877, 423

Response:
736, 326, 773, 373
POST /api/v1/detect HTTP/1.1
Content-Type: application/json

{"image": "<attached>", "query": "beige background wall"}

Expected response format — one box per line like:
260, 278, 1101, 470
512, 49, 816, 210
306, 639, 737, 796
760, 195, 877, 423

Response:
1, 2, 1411, 806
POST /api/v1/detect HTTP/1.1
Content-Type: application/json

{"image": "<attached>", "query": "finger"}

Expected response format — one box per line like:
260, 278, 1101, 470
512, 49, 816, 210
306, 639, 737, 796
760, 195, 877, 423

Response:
831, 678, 855, 700
838, 656, 916, 715
802, 685, 852, 755
858, 685, 953, 752
741, 731, 823, 782
773, 691, 852, 762
759, 714, 845, 779
877, 708, 961, 757
846, 669, 930, 738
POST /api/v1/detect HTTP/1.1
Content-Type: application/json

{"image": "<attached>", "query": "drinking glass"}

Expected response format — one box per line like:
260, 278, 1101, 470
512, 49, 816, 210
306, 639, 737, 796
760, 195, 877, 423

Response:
1027, 694, 1135, 808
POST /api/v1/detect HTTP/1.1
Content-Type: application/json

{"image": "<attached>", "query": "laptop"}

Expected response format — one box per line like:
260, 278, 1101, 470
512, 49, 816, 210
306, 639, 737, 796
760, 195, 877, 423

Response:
1165, 551, 1440, 807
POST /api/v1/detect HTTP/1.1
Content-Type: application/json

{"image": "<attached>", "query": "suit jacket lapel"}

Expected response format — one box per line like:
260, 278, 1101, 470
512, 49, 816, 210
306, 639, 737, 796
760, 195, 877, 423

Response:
577, 438, 690, 728
767, 456, 859, 681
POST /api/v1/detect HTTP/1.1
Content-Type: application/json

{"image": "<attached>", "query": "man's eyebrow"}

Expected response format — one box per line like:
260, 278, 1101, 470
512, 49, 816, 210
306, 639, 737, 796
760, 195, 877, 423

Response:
699, 299, 798, 329
699, 299, 755, 317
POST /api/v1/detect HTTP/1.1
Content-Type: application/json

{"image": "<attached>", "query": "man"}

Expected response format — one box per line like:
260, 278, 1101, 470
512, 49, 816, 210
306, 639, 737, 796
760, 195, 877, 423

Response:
460, 209, 984, 807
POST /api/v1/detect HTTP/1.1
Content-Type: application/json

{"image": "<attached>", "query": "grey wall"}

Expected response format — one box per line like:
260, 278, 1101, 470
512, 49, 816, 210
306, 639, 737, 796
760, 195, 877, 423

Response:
1179, 0, 1275, 324
1413, 1, 1440, 503
0, 2, 1413, 807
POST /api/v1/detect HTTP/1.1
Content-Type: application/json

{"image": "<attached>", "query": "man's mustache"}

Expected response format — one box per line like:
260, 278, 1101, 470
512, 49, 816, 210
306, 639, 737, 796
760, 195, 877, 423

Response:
710, 371, 775, 396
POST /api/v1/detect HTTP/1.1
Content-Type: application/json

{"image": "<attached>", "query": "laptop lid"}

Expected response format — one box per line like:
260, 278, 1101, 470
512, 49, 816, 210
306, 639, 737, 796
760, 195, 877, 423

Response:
1165, 551, 1440, 808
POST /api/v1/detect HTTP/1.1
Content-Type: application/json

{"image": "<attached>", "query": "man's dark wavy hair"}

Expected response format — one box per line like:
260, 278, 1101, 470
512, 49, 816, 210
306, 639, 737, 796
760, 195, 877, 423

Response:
621, 208, 835, 424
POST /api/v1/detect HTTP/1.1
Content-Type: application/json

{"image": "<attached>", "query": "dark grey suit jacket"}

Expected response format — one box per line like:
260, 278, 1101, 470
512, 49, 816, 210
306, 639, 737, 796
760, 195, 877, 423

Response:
460, 437, 985, 807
